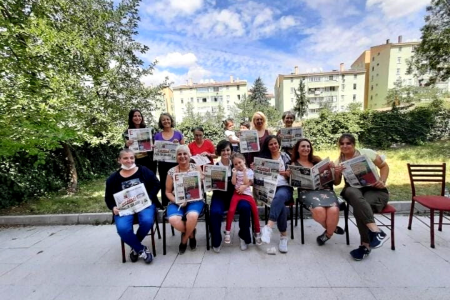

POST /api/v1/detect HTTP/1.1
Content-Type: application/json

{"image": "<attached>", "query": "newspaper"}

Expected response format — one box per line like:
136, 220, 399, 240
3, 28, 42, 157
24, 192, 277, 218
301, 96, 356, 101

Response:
238, 130, 260, 153
203, 165, 228, 192
280, 127, 303, 148
173, 171, 203, 204
253, 157, 280, 204
113, 183, 152, 216
190, 154, 211, 166
341, 155, 380, 188
128, 128, 153, 153
288, 158, 334, 190
153, 140, 177, 162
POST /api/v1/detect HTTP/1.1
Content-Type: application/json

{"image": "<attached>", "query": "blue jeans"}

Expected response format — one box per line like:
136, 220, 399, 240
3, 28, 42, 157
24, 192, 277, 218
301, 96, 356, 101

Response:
210, 191, 252, 248
114, 205, 156, 253
269, 186, 293, 233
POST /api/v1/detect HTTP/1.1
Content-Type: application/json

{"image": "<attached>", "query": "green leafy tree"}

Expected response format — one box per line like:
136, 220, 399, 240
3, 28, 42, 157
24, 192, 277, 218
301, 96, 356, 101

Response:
0, 0, 164, 191
408, 0, 450, 85
293, 79, 309, 120
347, 102, 362, 111
386, 80, 443, 106
248, 77, 269, 106
233, 94, 281, 129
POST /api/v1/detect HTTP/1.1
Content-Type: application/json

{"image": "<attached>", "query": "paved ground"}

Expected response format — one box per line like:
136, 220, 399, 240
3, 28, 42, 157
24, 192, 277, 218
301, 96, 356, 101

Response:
0, 215, 449, 300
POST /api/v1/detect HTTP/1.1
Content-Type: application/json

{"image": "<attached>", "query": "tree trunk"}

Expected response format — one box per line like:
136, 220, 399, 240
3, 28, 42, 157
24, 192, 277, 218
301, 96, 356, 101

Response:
62, 142, 78, 193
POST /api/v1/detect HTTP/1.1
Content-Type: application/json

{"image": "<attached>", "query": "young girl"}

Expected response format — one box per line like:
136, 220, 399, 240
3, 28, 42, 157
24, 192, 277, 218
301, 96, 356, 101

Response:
224, 119, 240, 153
225, 153, 262, 245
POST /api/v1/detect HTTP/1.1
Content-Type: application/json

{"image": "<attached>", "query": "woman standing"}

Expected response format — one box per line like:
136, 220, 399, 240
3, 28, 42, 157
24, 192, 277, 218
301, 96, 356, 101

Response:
105, 149, 161, 264
291, 139, 344, 246
188, 127, 217, 165
155, 113, 185, 206
258, 135, 293, 253
165, 145, 204, 254
245, 111, 270, 166
209, 140, 253, 252
277, 111, 296, 156
123, 109, 157, 174
334, 133, 389, 261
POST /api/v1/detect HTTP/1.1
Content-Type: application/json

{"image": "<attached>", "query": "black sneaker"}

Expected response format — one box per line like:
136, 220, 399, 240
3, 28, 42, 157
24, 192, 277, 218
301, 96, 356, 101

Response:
334, 226, 345, 235
369, 229, 388, 249
129, 249, 139, 263
189, 228, 197, 251
316, 231, 330, 246
350, 246, 371, 261
138, 246, 153, 264
179, 242, 188, 255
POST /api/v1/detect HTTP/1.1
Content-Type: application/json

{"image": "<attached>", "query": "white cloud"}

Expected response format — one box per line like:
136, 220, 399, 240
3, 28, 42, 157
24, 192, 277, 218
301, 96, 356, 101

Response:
367, 0, 430, 19
279, 16, 297, 29
193, 9, 245, 37
156, 52, 198, 68
169, 0, 204, 14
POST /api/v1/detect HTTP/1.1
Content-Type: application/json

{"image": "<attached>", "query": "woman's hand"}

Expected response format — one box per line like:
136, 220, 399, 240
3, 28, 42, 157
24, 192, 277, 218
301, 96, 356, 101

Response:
173, 139, 179, 144
334, 164, 345, 176
372, 180, 386, 189
179, 201, 187, 208
125, 140, 134, 147
113, 207, 120, 215
201, 151, 209, 157
280, 170, 290, 177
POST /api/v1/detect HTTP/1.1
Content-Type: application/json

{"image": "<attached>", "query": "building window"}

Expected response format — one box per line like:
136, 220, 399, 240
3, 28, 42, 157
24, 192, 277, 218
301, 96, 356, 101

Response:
341, 84, 345, 91
370, 95, 373, 100
396, 68, 400, 75
372, 57, 375, 61
329, 75, 333, 81
202, 98, 207, 103
377, 52, 380, 56
291, 98, 294, 103
197, 98, 201, 103
341, 95, 345, 101
180, 90, 183, 94
290, 78, 293, 83
371, 85, 373, 91
399, 46, 402, 52
353, 83, 357, 90
371, 75, 374, 81
353, 94, 356, 101
237, 95, 240, 100
181, 98, 184, 104
372, 66, 374, 71
226, 86, 229, 90
290, 87, 295, 94
191, 97, 194, 102
354, 74, 357, 79
214, 97, 218, 102
397, 57, 401, 64
237, 85, 240, 90
213, 87, 219, 92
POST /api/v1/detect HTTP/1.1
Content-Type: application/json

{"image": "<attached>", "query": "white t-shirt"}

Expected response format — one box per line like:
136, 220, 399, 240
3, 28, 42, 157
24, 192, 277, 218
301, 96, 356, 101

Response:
225, 130, 239, 143
277, 156, 290, 187
235, 169, 254, 196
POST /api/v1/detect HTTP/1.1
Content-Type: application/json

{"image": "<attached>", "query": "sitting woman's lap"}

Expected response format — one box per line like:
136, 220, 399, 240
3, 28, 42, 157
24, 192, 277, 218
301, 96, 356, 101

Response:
167, 201, 204, 218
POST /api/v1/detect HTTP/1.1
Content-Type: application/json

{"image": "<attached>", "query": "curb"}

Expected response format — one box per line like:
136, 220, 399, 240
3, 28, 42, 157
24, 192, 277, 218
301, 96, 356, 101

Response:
0, 201, 425, 226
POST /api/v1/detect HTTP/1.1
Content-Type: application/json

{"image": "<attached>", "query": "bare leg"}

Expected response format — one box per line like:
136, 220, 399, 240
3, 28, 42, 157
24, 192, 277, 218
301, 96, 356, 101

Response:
311, 207, 327, 229
184, 213, 199, 243
169, 216, 186, 241
325, 207, 340, 237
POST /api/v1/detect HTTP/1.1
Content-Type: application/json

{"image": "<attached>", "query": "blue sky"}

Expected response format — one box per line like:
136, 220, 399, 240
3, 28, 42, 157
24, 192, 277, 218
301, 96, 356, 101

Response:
137, 0, 430, 92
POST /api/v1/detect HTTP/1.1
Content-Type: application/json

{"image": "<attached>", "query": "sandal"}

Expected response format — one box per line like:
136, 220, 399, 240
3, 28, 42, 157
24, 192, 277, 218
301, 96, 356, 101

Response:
224, 231, 231, 244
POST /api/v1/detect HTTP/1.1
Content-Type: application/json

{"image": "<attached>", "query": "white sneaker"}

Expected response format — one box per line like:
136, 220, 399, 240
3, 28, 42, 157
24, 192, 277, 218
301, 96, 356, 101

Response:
213, 246, 221, 253
240, 238, 248, 251
279, 236, 288, 253
261, 225, 272, 244
255, 232, 262, 245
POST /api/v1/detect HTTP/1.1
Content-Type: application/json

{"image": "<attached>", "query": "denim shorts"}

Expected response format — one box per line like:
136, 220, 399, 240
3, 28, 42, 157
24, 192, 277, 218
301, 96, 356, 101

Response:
167, 200, 205, 218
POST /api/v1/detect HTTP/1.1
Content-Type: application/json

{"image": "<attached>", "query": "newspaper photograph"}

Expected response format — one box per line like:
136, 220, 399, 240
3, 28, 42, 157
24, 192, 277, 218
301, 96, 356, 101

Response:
341, 155, 380, 188
203, 165, 228, 192
113, 183, 152, 216
190, 154, 211, 166
128, 128, 152, 153
280, 127, 303, 148
253, 157, 280, 204
288, 158, 334, 190
153, 140, 177, 162
238, 130, 260, 153
173, 171, 203, 204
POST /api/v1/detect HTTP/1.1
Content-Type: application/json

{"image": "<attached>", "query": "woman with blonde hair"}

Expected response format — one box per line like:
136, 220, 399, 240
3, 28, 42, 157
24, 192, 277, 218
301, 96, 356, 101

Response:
246, 111, 270, 166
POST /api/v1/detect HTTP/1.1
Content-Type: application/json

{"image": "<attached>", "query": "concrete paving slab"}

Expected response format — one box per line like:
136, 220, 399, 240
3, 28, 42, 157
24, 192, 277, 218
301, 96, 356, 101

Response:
118, 286, 159, 300
162, 263, 200, 288
154, 287, 191, 300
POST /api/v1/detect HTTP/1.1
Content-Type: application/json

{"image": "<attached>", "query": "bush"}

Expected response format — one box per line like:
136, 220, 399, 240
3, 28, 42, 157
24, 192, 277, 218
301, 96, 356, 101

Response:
0, 143, 120, 209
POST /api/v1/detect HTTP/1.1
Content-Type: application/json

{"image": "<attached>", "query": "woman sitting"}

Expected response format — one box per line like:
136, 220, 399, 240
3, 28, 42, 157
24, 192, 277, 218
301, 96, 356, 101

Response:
165, 145, 205, 254
334, 133, 389, 261
291, 139, 344, 246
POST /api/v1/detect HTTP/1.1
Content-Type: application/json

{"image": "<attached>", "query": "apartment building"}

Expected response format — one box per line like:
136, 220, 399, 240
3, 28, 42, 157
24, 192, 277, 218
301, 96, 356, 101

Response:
274, 65, 366, 119
172, 77, 248, 123
351, 35, 450, 110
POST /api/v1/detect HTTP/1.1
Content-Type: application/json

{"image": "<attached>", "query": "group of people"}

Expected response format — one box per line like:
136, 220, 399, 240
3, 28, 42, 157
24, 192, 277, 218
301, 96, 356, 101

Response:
105, 109, 390, 264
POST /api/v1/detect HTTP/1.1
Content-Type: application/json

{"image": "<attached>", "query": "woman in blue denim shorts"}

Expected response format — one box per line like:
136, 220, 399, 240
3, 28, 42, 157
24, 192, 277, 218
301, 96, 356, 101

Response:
165, 145, 205, 254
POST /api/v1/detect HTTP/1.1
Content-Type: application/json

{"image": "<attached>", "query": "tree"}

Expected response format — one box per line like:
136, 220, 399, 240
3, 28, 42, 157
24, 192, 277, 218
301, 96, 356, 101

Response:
248, 77, 269, 106
386, 80, 443, 106
408, 0, 450, 85
0, 0, 164, 191
293, 79, 309, 120
233, 94, 281, 128
347, 102, 362, 111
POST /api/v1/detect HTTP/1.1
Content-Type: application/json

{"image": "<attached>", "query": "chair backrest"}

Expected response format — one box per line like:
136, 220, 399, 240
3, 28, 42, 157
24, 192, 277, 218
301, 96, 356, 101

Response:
407, 163, 446, 197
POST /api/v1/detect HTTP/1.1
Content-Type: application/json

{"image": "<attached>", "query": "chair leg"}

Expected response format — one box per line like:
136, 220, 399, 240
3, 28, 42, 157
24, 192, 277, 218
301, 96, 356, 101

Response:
290, 205, 294, 240
344, 203, 349, 246
438, 211, 443, 231
430, 209, 435, 248
205, 206, 210, 251
151, 226, 157, 257
300, 203, 305, 245
121, 240, 126, 263
295, 198, 299, 227
171, 225, 175, 236
391, 212, 395, 251
265, 205, 268, 225
155, 214, 161, 239
251, 212, 255, 244
408, 200, 415, 230
163, 215, 167, 255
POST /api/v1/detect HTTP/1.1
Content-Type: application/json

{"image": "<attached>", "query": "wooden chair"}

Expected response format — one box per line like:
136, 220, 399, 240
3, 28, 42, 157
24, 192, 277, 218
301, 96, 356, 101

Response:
296, 196, 350, 245
407, 163, 450, 248
263, 198, 295, 240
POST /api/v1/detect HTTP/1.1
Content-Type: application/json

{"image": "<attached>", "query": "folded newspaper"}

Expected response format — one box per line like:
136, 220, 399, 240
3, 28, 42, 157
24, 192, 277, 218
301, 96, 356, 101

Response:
238, 130, 260, 153
280, 127, 303, 148
173, 171, 203, 204
288, 158, 334, 190
253, 157, 280, 204
153, 140, 177, 162
113, 183, 152, 216
190, 154, 211, 166
128, 128, 153, 153
203, 165, 228, 192
340, 155, 380, 188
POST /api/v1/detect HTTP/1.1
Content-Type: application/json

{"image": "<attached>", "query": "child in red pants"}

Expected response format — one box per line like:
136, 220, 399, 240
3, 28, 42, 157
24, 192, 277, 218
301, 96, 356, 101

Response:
225, 153, 262, 245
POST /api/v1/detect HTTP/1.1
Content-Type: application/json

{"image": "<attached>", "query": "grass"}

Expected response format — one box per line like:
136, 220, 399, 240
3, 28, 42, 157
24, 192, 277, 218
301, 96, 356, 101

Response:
1, 140, 449, 215
315, 139, 450, 201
